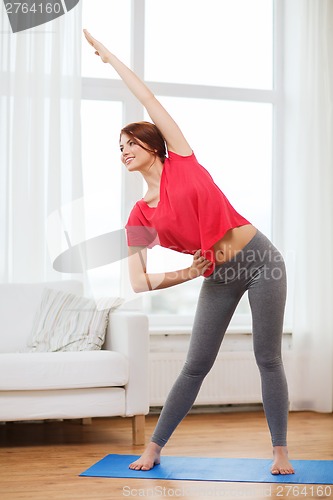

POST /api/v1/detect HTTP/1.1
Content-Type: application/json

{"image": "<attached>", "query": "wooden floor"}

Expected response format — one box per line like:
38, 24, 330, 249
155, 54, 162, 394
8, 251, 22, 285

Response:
1, 410, 332, 500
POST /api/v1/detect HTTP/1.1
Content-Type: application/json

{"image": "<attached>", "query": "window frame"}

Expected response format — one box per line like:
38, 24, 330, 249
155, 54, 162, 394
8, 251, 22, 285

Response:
81, 0, 285, 329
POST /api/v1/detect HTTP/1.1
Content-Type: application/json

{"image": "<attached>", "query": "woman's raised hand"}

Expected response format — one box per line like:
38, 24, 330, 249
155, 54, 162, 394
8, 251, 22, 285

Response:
83, 29, 111, 63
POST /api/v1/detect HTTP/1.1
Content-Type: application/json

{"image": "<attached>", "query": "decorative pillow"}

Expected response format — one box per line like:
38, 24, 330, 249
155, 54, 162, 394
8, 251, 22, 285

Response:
27, 288, 123, 352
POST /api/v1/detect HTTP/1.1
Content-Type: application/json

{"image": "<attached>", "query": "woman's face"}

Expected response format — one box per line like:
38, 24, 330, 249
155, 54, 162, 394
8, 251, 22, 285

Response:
120, 133, 155, 173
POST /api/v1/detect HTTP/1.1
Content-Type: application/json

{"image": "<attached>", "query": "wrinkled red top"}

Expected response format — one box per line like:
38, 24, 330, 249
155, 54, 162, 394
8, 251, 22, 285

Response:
125, 151, 250, 277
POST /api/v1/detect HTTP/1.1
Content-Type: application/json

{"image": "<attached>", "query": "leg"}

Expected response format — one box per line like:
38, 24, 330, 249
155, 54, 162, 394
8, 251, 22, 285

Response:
132, 415, 145, 445
248, 249, 294, 474
129, 277, 244, 470
151, 281, 243, 447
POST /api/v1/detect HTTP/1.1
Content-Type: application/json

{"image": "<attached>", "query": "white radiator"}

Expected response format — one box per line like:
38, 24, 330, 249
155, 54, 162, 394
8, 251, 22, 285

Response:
149, 351, 265, 407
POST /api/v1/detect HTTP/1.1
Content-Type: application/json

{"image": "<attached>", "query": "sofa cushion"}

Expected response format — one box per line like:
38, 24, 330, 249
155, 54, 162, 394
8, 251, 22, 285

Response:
0, 351, 129, 390
27, 288, 122, 352
0, 388, 126, 421
0, 281, 83, 353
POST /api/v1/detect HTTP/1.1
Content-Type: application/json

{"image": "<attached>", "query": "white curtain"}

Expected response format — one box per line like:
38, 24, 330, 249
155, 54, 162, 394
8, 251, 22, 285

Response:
283, 0, 333, 411
0, 3, 83, 283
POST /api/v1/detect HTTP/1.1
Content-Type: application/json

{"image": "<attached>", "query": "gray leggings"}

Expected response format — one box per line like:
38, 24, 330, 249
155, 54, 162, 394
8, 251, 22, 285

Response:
151, 230, 289, 448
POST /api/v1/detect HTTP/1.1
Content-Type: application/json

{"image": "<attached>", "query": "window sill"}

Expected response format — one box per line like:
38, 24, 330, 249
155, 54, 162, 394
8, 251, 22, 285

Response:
149, 325, 254, 336
148, 315, 292, 337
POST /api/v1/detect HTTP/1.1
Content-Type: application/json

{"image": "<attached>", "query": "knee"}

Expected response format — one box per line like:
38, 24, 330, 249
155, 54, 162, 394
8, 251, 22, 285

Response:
181, 359, 212, 380
255, 353, 283, 372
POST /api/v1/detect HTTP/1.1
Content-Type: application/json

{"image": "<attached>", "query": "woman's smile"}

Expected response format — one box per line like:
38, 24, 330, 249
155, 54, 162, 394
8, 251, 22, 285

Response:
124, 156, 135, 166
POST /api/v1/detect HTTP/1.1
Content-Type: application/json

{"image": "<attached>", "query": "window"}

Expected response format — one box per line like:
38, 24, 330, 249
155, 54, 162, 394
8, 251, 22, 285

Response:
81, 100, 123, 298
145, 0, 273, 89
81, 0, 280, 326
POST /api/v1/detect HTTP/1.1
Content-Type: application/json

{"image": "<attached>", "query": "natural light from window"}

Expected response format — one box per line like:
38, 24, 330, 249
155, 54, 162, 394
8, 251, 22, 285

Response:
145, 0, 273, 89
81, 100, 123, 298
82, 0, 131, 79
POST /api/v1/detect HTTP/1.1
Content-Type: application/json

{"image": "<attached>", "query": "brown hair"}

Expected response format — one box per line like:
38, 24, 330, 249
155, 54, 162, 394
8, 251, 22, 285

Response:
120, 121, 167, 163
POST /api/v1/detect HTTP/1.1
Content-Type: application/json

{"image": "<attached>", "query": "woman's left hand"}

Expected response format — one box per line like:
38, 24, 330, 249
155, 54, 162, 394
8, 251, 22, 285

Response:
83, 29, 112, 63
189, 250, 212, 278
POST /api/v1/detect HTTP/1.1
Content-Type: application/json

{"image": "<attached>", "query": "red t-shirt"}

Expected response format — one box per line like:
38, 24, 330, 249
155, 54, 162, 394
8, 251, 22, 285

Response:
125, 151, 250, 277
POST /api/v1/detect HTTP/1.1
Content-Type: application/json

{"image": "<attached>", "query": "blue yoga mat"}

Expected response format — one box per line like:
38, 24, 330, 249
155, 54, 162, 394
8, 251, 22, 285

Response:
80, 454, 333, 484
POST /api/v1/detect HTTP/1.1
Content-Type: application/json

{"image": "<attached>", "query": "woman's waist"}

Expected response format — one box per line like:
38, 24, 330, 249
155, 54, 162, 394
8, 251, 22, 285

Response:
157, 224, 257, 260
213, 224, 258, 265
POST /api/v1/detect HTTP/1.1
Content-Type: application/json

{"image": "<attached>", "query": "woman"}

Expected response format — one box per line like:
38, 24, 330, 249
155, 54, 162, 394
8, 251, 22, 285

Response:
83, 29, 294, 476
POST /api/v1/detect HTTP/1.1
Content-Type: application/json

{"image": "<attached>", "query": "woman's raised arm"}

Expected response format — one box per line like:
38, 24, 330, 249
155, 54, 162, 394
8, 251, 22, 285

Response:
83, 30, 192, 156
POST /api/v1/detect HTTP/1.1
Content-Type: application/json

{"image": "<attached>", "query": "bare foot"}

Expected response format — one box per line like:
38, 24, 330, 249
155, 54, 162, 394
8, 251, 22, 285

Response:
271, 446, 295, 475
129, 442, 162, 471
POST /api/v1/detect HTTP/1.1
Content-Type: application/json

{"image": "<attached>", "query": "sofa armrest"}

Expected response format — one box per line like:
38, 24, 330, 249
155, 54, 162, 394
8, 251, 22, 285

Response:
103, 311, 149, 416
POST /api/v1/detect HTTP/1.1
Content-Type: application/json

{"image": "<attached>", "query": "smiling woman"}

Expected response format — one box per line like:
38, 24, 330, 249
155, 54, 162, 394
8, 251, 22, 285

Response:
82, 0, 294, 477
81, 0, 276, 318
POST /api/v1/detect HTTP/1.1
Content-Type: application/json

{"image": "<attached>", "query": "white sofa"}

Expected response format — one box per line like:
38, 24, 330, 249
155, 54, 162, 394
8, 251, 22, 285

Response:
0, 280, 149, 445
